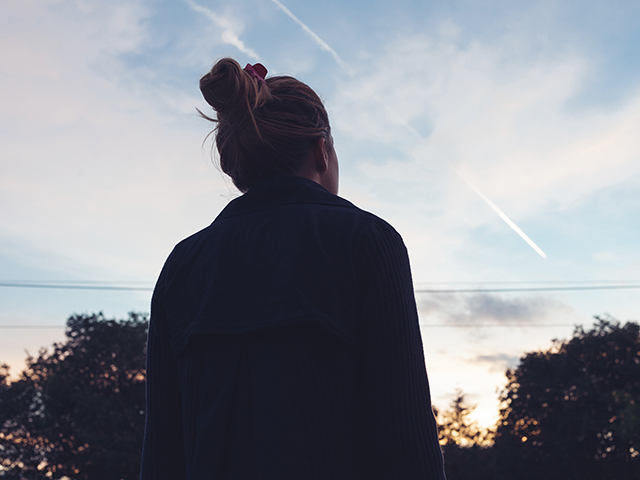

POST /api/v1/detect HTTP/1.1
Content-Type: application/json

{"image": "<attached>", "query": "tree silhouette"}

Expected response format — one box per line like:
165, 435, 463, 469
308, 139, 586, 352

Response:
494, 317, 640, 480
2, 313, 637, 479
0, 313, 148, 480
436, 389, 494, 448
435, 390, 496, 480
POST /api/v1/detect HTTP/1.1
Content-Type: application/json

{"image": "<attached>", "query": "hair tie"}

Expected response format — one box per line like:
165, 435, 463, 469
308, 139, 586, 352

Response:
244, 63, 267, 84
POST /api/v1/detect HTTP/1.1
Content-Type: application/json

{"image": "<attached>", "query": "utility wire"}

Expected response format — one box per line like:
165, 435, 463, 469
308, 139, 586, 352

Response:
414, 279, 640, 285
415, 285, 640, 293
0, 282, 153, 291
2, 282, 640, 293
420, 323, 577, 327
0, 323, 581, 329
0, 325, 65, 329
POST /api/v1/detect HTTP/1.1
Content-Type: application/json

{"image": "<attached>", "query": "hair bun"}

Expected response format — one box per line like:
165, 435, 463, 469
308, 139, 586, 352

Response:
199, 58, 248, 119
199, 57, 271, 124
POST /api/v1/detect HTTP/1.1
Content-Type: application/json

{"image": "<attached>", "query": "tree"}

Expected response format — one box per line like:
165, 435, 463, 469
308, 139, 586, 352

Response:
435, 390, 496, 480
0, 313, 148, 480
436, 390, 494, 448
493, 317, 640, 480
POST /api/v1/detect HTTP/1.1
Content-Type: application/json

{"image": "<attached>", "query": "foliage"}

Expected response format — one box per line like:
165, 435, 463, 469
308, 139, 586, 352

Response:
435, 390, 496, 480
436, 389, 494, 448
493, 317, 640, 480
2, 313, 638, 480
0, 313, 148, 480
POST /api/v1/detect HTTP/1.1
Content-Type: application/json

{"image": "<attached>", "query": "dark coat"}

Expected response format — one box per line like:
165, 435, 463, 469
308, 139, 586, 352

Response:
140, 175, 446, 480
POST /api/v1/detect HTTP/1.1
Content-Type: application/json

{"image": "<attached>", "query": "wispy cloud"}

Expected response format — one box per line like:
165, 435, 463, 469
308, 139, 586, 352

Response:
0, 0, 231, 280
269, 3, 545, 257
474, 353, 521, 373
183, 0, 260, 61
332, 32, 640, 264
419, 293, 565, 325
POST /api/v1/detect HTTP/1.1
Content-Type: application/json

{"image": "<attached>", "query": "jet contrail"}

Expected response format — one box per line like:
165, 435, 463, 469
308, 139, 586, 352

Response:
369, 93, 548, 258
270, 0, 548, 259
270, 0, 353, 75
455, 171, 548, 258
184, 0, 260, 61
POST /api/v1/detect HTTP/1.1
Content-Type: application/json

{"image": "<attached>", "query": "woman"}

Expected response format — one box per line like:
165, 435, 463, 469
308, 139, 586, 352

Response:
140, 58, 446, 480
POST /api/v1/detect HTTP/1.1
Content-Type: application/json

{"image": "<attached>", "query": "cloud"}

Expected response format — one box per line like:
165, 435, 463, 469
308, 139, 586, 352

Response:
593, 251, 621, 263
327, 24, 640, 288
474, 353, 521, 373
183, 0, 260, 61
0, 0, 232, 281
418, 292, 565, 325
81, 2, 151, 55
332, 29, 640, 220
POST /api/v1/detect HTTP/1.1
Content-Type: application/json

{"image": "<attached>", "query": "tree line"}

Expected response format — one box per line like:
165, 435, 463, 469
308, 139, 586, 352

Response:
1, 313, 638, 479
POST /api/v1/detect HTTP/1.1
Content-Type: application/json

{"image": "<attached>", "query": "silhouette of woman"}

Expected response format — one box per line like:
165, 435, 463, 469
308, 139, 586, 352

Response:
140, 58, 446, 480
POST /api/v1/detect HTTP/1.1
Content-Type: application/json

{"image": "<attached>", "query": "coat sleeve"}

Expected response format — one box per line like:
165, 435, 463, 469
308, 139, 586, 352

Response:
355, 222, 446, 480
140, 273, 187, 480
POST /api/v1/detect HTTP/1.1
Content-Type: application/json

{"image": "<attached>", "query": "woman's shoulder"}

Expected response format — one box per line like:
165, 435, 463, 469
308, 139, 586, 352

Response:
164, 177, 404, 262
339, 202, 403, 241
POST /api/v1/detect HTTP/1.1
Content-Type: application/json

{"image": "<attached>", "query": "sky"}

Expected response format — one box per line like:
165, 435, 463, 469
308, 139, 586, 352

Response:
1, 0, 640, 428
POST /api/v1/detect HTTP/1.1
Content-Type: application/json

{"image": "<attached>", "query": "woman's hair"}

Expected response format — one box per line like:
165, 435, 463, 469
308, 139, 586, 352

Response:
199, 58, 331, 192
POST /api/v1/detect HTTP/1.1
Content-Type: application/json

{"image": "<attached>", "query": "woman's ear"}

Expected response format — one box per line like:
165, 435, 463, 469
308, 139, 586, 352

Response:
311, 137, 329, 173
296, 136, 338, 195
316, 137, 329, 173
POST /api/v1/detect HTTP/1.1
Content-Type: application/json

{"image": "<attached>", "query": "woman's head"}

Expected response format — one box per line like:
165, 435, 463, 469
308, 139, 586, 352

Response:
199, 58, 333, 193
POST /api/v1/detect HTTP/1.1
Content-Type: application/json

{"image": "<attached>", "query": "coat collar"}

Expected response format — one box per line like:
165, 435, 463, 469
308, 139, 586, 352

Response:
214, 175, 354, 222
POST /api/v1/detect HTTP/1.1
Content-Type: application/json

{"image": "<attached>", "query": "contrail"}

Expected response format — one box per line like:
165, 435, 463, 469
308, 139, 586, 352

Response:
455, 171, 547, 258
270, 0, 548, 259
184, 0, 260, 61
270, 0, 353, 75
368, 93, 548, 258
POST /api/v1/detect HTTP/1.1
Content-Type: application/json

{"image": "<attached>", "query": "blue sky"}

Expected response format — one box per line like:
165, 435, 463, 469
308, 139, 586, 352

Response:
2, 0, 640, 426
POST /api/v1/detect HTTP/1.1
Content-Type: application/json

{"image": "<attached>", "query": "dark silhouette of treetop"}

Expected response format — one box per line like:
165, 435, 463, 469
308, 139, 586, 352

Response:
2, 313, 637, 480
0, 312, 148, 480
494, 317, 640, 480
435, 390, 496, 480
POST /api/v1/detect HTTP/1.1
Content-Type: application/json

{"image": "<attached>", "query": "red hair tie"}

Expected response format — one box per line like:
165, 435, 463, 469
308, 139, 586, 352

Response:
244, 63, 267, 84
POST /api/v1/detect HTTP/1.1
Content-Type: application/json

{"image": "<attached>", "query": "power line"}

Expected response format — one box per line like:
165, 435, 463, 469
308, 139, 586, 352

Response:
0, 282, 153, 291
0, 325, 66, 329
415, 285, 640, 293
8, 279, 637, 284
414, 279, 640, 285
2, 282, 640, 293
0, 323, 580, 329
420, 323, 576, 328
0, 280, 151, 284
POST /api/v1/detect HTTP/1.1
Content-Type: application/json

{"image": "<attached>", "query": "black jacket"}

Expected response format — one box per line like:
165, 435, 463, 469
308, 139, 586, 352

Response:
140, 175, 446, 479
